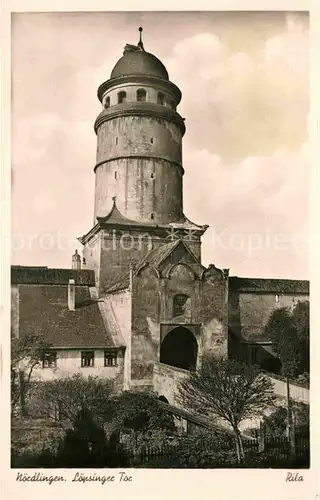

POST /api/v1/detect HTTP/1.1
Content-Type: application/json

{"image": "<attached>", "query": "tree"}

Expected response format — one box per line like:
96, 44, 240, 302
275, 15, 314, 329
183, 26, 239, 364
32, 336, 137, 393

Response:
264, 301, 309, 377
31, 374, 114, 428
11, 332, 51, 416
177, 357, 276, 462
55, 408, 129, 468
291, 301, 309, 374
109, 391, 176, 448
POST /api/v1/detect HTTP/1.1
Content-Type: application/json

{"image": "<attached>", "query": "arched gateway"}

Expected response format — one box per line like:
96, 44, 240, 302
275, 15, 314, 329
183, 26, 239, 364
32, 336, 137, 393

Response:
160, 326, 198, 371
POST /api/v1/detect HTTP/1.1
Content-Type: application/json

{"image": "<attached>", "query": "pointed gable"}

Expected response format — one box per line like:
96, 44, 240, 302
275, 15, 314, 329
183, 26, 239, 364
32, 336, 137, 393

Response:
136, 239, 204, 278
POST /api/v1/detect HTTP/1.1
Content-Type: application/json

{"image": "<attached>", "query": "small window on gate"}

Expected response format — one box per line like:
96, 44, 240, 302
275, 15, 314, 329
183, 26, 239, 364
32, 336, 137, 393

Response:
104, 350, 118, 367
81, 351, 94, 367
173, 294, 189, 316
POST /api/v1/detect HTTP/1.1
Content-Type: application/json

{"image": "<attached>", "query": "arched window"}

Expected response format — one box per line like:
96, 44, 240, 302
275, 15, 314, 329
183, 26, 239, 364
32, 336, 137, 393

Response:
157, 92, 165, 105
137, 88, 147, 102
173, 294, 189, 317
118, 91, 126, 104
104, 96, 110, 109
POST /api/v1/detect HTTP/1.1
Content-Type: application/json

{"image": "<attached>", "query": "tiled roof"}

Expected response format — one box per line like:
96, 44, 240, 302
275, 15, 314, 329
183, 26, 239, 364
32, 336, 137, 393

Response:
105, 272, 131, 293
18, 284, 119, 348
11, 266, 95, 286
229, 277, 309, 294
96, 200, 148, 227
137, 240, 180, 270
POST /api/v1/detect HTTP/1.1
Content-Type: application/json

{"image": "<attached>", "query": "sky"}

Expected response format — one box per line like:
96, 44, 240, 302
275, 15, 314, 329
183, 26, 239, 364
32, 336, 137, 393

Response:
11, 11, 309, 279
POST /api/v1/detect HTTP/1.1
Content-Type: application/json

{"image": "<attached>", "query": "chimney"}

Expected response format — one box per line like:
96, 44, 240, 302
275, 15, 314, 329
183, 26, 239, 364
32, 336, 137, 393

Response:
68, 279, 75, 311
72, 249, 81, 270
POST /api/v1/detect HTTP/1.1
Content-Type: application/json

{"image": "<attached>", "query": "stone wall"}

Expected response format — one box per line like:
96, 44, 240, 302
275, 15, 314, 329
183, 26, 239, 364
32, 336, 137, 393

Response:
130, 254, 229, 386
153, 362, 189, 406
94, 115, 183, 223
107, 291, 132, 389
229, 291, 309, 341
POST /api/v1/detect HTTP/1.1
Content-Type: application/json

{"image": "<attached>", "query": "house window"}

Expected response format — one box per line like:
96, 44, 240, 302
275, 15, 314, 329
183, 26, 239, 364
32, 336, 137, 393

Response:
173, 294, 189, 316
81, 351, 94, 367
118, 91, 126, 104
42, 351, 57, 369
157, 92, 165, 105
137, 88, 147, 102
104, 350, 118, 367
104, 96, 110, 109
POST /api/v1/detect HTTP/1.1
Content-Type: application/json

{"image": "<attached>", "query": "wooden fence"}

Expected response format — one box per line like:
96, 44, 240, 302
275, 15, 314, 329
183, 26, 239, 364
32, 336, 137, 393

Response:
128, 433, 310, 467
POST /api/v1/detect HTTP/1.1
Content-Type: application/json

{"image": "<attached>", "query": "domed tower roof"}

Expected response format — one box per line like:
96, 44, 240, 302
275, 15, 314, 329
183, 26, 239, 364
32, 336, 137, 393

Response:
111, 50, 169, 80
110, 27, 169, 81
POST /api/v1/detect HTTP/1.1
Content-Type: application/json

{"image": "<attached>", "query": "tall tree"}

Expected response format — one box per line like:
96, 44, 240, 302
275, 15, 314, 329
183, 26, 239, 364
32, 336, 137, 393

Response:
11, 331, 51, 416
264, 301, 309, 377
291, 301, 309, 374
177, 357, 276, 462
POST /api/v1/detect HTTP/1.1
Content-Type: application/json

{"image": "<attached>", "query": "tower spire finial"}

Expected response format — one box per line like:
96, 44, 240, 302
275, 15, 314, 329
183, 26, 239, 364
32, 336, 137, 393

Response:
138, 26, 144, 50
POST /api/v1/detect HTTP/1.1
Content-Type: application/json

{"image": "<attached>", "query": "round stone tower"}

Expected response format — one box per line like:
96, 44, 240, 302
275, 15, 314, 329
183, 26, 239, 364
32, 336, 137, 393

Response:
93, 28, 186, 225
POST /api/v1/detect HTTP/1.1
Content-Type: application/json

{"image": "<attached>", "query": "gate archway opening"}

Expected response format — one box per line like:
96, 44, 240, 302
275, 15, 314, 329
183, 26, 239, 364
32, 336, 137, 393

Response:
160, 326, 198, 371
158, 396, 169, 404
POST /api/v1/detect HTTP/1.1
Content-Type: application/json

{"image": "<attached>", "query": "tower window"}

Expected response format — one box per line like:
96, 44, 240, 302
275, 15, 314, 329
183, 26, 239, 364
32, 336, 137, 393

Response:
104, 96, 110, 109
157, 92, 165, 105
137, 88, 147, 102
116, 137, 118, 145
118, 91, 126, 104
150, 213, 155, 220
114, 171, 117, 179
275, 294, 279, 303
150, 138, 154, 144
151, 173, 154, 179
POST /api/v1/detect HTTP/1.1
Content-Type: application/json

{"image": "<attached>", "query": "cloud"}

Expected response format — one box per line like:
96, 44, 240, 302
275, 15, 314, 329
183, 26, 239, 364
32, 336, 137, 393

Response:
182, 143, 309, 278
164, 13, 308, 161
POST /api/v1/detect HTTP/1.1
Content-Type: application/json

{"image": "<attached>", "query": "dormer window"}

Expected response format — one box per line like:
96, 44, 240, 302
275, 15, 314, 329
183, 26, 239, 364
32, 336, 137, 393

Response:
104, 96, 110, 109
137, 88, 147, 102
118, 91, 126, 104
157, 92, 165, 105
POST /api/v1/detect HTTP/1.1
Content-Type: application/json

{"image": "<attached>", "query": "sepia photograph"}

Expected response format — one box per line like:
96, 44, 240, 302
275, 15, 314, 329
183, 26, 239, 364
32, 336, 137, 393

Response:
9, 10, 310, 472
